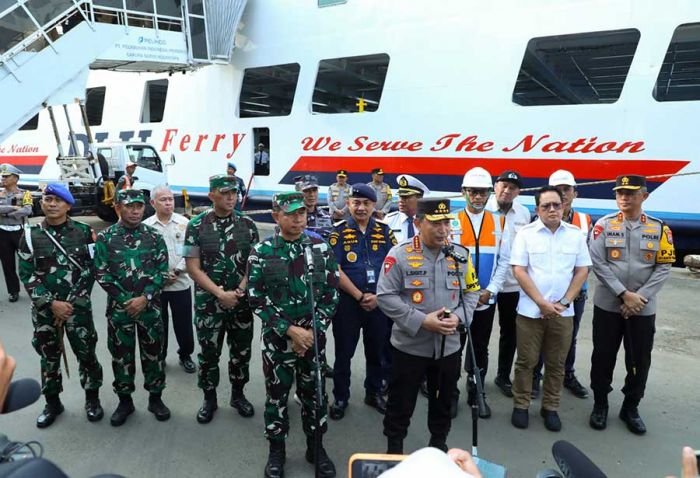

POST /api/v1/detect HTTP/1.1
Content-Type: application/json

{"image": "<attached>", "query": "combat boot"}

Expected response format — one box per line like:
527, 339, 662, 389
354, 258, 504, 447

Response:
305, 435, 336, 477
230, 387, 254, 417
36, 395, 64, 429
264, 440, 285, 478
84, 389, 104, 423
148, 392, 171, 421
110, 394, 135, 427
197, 390, 218, 424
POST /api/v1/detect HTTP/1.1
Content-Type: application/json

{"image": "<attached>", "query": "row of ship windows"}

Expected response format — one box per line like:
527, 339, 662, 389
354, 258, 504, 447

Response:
19, 22, 700, 130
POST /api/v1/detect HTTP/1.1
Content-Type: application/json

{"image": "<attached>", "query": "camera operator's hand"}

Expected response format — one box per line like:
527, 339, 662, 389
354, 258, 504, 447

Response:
447, 448, 483, 478
0, 340, 17, 413
665, 446, 699, 478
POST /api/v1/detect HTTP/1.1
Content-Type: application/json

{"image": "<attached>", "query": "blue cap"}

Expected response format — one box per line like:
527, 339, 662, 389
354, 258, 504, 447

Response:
227, 162, 237, 171
43, 183, 75, 205
351, 183, 377, 202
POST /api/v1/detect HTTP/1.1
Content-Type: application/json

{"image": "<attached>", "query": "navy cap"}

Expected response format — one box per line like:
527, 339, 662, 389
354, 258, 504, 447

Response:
495, 170, 523, 188
44, 183, 75, 205
350, 183, 377, 202
227, 162, 237, 171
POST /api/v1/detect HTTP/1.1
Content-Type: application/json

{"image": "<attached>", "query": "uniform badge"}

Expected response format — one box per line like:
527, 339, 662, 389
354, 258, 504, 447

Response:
411, 291, 424, 304
405, 246, 414, 253
408, 262, 423, 268
383, 256, 396, 275
610, 249, 621, 259
592, 225, 603, 240
410, 279, 423, 287
644, 252, 654, 261
346, 251, 358, 263
372, 244, 378, 251
646, 242, 654, 249
452, 279, 460, 287
329, 236, 338, 246
344, 245, 351, 252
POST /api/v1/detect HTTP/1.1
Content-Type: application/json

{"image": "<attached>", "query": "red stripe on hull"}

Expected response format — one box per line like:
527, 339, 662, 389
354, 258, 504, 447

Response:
0, 155, 48, 166
290, 156, 689, 181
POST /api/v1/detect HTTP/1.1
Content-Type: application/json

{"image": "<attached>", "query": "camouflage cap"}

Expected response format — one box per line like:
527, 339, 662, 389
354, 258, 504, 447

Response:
209, 174, 239, 192
272, 191, 306, 214
116, 188, 145, 204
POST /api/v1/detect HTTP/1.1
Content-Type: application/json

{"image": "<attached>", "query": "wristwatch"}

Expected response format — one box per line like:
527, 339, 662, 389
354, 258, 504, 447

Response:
145, 293, 153, 301
558, 297, 571, 307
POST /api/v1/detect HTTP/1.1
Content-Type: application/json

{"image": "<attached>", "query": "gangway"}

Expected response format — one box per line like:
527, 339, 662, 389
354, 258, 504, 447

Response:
0, 0, 246, 143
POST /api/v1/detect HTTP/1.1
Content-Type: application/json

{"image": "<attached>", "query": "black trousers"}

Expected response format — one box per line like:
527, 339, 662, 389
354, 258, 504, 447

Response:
0, 229, 21, 295
496, 291, 519, 380
463, 303, 497, 380
160, 288, 194, 361
590, 306, 655, 408
384, 347, 460, 442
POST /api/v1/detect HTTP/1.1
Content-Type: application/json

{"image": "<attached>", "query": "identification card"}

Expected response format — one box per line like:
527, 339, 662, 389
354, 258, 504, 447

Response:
175, 243, 183, 256
366, 269, 376, 285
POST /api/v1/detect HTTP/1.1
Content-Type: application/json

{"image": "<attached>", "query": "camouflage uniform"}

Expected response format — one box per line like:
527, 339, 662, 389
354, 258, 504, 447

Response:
184, 209, 259, 392
94, 222, 169, 395
18, 219, 103, 396
248, 231, 340, 441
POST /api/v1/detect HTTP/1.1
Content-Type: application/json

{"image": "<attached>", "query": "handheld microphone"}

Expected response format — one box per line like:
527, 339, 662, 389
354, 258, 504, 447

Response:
441, 244, 468, 263
302, 236, 315, 272
2, 378, 41, 414
552, 440, 607, 478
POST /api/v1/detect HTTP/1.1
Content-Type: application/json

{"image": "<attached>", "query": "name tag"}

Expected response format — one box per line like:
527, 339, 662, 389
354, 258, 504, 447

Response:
88, 244, 95, 259
175, 243, 183, 256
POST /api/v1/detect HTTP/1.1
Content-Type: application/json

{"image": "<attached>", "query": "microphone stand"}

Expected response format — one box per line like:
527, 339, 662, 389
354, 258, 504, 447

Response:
303, 238, 323, 478
448, 247, 486, 458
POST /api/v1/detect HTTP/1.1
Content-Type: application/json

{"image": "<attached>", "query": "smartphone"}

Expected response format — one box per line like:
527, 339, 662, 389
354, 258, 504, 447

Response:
348, 453, 405, 478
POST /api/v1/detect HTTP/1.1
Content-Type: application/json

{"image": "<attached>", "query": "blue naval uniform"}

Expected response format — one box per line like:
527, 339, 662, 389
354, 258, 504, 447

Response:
329, 216, 397, 400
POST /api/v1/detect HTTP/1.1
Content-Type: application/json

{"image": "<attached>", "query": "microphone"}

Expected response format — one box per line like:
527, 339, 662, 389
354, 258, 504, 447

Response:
2, 378, 41, 414
302, 236, 315, 272
441, 244, 468, 263
552, 440, 607, 478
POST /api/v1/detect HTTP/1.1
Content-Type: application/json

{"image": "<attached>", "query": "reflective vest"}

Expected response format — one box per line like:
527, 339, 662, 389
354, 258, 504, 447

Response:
450, 209, 502, 290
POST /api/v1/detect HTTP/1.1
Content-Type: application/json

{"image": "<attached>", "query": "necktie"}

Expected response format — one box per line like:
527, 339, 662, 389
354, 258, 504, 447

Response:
406, 216, 415, 238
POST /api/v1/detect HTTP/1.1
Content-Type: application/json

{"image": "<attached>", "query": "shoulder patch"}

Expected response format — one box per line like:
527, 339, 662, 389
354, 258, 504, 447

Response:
592, 224, 604, 240
383, 256, 396, 275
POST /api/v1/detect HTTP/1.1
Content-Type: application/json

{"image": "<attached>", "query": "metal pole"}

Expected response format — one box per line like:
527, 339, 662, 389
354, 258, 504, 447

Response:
45, 104, 65, 158
62, 105, 80, 156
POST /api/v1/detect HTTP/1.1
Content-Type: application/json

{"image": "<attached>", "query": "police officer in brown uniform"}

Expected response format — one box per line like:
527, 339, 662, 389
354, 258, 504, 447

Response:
588, 174, 675, 435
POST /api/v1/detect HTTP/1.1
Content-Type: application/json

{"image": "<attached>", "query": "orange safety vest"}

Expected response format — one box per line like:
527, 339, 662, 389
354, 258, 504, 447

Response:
451, 210, 501, 289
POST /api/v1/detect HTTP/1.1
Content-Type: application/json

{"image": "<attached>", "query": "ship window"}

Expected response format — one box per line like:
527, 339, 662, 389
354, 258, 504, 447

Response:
140, 79, 168, 123
312, 53, 390, 114
85, 87, 106, 126
239, 63, 300, 118
512, 29, 640, 106
654, 23, 700, 102
19, 114, 39, 130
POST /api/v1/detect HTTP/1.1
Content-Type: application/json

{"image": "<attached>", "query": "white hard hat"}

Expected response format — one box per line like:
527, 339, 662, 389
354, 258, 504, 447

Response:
549, 169, 576, 186
461, 167, 493, 189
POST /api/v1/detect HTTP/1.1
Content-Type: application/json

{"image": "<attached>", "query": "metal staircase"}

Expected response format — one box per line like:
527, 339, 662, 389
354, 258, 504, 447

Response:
0, 0, 247, 142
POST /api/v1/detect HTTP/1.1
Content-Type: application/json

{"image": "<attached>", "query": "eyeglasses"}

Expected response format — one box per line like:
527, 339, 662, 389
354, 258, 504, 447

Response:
464, 189, 491, 197
539, 202, 562, 210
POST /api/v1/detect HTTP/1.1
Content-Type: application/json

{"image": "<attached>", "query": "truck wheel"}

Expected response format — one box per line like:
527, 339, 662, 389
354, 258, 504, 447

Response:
96, 203, 118, 223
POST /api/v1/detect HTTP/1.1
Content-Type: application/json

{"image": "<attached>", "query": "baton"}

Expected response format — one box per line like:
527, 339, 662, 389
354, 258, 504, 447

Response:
58, 324, 70, 379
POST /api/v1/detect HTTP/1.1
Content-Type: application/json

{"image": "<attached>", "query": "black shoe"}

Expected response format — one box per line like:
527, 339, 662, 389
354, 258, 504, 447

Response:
419, 379, 429, 398
36, 402, 64, 428
619, 407, 647, 435
531, 373, 542, 399
564, 375, 589, 399
329, 400, 348, 420
110, 397, 135, 427
148, 394, 171, 421
197, 397, 218, 424
8, 292, 18, 302
364, 392, 387, 414
305, 437, 336, 478
323, 366, 335, 379
85, 399, 104, 422
511, 408, 529, 429
428, 437, 448, 452
494, 375, 513, 398
264, 440, 286, 478
230, 389, 255, 417
386, 437, 403, 455
589, 404, 608, 430
179, 356, 196, 374
540, 408, 562, 432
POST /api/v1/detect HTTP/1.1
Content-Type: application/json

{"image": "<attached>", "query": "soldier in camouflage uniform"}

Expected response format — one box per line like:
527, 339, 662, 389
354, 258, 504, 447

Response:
18, 183, 104, 428
94, 188, 171, 426
184, 175, 259, 423
248, 191, 340, 478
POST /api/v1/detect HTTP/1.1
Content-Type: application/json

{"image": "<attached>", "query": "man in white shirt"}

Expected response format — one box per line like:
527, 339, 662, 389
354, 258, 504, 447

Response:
384, 174, 429, 242
254, 143, 270, 176
485, 171, 531, 398
509, 186, 591, 432
144, 185, 196, 373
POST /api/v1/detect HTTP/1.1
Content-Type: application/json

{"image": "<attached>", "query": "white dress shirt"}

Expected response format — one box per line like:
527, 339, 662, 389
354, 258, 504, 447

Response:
510, 218, 591, 318
384, 210, 415, 243
486, 196, 531, 292
143, 212, 191, 292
